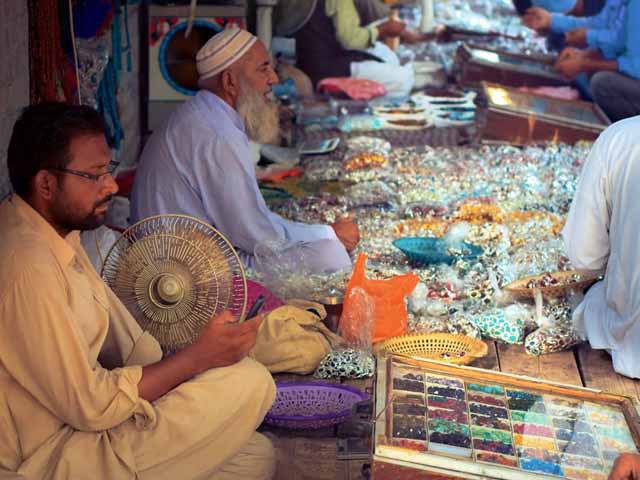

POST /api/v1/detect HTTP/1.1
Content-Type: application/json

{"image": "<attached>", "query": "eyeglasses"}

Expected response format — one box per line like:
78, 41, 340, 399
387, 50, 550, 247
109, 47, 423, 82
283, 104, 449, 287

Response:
49, 161, 120, 184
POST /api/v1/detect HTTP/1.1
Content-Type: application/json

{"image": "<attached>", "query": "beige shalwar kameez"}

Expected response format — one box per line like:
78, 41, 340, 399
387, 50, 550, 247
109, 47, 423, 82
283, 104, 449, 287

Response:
0, 195, 276, 480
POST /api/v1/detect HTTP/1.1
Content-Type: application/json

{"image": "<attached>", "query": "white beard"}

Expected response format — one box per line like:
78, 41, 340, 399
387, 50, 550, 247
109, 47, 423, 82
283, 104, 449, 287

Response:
237, 81, 280, 144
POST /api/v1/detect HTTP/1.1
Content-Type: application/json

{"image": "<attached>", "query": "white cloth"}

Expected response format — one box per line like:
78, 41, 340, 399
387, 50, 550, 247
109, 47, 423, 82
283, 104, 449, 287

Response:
350, 42, 414, 97
80, 226, 119, 273
563, 115, 640, 379
130, 90, 351, 272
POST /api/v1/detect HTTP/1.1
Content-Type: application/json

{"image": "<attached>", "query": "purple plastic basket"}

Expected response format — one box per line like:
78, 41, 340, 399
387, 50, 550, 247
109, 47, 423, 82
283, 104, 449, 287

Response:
264, 381, 369, 430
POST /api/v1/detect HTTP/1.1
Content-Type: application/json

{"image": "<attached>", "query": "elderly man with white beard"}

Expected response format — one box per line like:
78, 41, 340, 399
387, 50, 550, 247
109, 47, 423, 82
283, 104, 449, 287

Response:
131, 25, 358, 272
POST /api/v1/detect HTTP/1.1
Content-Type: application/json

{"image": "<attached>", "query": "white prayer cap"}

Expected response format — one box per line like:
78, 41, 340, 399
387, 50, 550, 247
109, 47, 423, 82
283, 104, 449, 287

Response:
196, 24, 258, 80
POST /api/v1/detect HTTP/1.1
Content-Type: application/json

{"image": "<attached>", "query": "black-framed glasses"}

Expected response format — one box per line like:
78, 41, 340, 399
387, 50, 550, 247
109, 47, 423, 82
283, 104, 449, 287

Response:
49, 161, 120, 184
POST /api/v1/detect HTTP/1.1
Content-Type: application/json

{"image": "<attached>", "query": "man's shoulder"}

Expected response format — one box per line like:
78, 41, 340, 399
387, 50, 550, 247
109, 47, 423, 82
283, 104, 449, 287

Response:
596, 116, 640, 150
587, 116, 640, 175
0, 230, 60, 297
162, 95, 238, 149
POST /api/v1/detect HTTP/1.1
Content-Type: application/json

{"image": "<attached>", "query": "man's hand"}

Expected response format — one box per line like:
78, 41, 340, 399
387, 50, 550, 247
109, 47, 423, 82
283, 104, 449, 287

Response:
377, 19, 406, 39
138, 311, 264, 402
400, 29, 429, 44
608, 453, 640, 480
554, 54, 585, 80
332, 218, 360, 253
565, 28, 588, 47
399, 24, 450, 44
557, 46, 584, 62
434, 24, 452, 42
522, 7, 551, 32
188, 310, 263, 372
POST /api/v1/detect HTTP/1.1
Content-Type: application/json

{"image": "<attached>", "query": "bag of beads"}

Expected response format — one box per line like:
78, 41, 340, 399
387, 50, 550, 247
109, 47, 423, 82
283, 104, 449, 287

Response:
344, 181, 398, 209
314, 286, 376, 379
525, 326, 582, 356
525, 295, 583, 355
342, 137, 392, 183
313, 347, 375, 379
345, 136, 392, 153
470, 304, 536, 344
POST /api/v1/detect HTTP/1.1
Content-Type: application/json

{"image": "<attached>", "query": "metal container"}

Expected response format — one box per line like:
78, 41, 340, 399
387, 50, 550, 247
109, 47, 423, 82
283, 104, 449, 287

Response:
456, 44, 566, 88
482, 82, 610, 144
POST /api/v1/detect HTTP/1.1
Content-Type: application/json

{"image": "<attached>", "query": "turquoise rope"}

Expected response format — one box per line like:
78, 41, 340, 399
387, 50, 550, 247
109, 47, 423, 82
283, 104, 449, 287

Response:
97, 0, 136, 151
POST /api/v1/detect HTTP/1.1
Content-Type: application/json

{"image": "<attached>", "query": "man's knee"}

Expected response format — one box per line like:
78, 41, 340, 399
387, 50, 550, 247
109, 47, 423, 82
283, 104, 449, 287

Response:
197, 357, 276, 412
211, 432, 276, 480
232, 358, 277, 408
590, 71, 617, 101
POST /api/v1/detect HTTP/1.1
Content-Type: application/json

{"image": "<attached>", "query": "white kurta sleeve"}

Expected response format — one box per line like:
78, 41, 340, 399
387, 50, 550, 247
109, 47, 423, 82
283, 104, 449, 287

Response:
191, 136, 335, 255
562, 140, 611, 271
266, 210, 337, 242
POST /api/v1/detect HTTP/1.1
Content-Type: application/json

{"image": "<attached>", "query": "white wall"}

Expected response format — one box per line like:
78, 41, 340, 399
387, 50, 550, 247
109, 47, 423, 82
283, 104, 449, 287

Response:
0, 1, 29, 200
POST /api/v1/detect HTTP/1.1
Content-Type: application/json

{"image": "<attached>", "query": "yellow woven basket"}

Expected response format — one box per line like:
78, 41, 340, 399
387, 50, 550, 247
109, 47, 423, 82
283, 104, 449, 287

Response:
503, 270, 601, 301
375, 333, 488, 366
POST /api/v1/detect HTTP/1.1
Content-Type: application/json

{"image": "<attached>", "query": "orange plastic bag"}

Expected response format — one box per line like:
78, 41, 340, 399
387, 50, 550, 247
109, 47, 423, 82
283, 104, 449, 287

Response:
340, 254, 419, 344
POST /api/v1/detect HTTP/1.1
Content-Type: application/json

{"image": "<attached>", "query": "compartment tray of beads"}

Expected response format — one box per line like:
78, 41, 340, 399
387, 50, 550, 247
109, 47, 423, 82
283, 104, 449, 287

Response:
374, 333, 488, 366
263, 382, 368, 430
503, 269, 602, 300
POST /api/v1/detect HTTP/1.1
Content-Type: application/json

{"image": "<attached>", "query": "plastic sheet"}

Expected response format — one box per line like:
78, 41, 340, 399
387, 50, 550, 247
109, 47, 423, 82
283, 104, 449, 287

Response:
342, 254, 419, 343
253, 239, 350, 300
339, 287, 375, 352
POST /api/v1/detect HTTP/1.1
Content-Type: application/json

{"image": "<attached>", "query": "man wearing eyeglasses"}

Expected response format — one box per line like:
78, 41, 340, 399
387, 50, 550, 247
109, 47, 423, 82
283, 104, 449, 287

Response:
0, 103, 276, 479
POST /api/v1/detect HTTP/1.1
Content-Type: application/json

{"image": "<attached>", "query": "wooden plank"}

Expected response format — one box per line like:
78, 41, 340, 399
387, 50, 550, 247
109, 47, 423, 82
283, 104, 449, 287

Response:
470, 339, 499, 371
372, 461, 471, 479
496, 343, 582, 386
387, 354, 637, 405
577, 343, 640, 404
272, 437, 338, 480
343, 376, 374, 395
336, 459, 369, 480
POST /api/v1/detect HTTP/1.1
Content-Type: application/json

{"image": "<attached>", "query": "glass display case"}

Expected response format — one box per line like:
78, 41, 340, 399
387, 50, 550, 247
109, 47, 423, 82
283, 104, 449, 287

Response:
373, 355, 640, 479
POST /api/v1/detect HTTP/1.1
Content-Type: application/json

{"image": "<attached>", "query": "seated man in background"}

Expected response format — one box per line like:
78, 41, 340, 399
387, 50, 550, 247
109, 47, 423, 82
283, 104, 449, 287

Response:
513, 0, 604, 16
523, 0, 625, 57
553, 0, 640, 121
131, 25, 358, 272
354, 0, 391, 26
0, 103, 275, 479
289, 0, 433, 97
563, 115, 640, 380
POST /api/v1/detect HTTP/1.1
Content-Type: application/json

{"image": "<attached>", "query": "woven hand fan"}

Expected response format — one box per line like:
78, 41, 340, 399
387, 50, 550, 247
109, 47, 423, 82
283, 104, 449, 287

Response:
101, 215, 247, 352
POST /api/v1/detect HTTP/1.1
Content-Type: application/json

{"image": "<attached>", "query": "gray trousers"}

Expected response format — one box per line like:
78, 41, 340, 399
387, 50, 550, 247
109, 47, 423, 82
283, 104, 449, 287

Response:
590, 71, 640, 122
